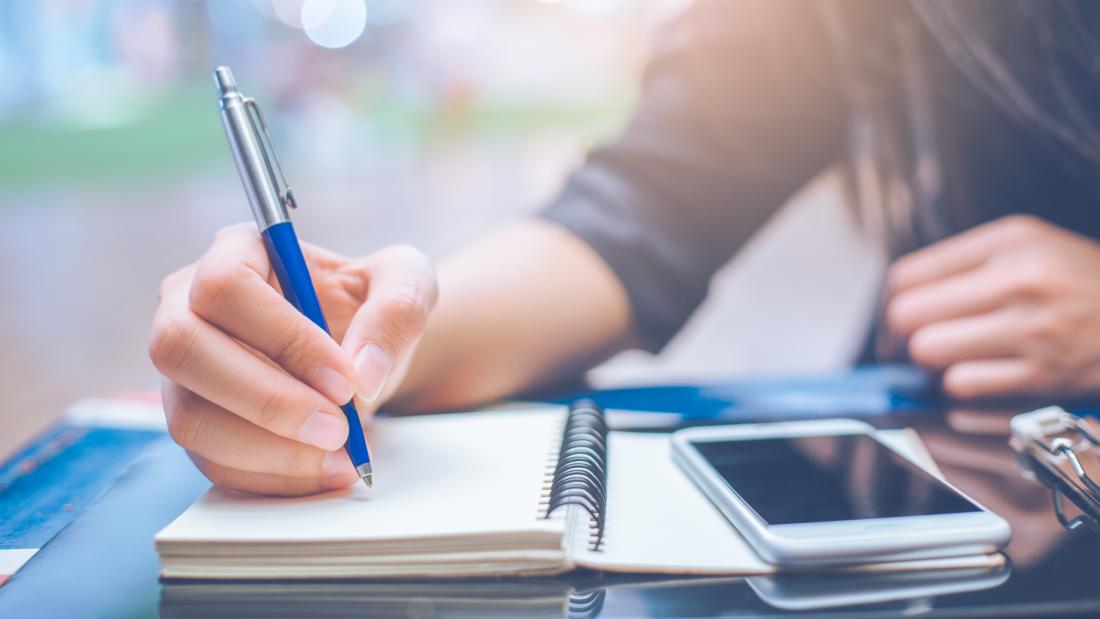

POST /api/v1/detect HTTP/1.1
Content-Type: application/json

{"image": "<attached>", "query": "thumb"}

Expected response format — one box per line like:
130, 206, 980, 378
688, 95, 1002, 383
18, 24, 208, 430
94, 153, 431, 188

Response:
341, 246, 438, 404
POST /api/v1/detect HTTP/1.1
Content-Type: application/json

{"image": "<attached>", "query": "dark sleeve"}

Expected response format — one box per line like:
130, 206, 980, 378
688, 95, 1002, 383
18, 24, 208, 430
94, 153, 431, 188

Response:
541, 0, 849, 351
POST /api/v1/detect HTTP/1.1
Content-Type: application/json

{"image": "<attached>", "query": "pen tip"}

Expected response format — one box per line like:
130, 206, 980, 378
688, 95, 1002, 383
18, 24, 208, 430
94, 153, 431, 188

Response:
356, 462, 373, 489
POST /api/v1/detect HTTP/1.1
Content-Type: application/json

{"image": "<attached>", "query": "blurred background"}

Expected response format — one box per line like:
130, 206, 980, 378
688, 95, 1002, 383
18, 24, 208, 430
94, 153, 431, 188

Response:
0, 0, 880, 458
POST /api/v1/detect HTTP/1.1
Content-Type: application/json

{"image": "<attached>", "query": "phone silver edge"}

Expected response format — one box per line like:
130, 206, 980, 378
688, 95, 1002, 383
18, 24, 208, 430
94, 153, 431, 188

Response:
670, 419, 1011, 567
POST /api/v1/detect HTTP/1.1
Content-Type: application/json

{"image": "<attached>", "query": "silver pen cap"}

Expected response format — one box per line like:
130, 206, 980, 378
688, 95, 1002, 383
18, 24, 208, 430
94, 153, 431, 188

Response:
213, 65, 295, 230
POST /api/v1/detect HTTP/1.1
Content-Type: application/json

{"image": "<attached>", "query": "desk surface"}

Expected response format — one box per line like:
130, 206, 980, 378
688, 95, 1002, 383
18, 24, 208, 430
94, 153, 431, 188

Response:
3, 381, 1100, 618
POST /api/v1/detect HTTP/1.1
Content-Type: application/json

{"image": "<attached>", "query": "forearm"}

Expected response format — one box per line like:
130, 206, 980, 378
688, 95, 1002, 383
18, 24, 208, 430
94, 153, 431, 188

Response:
388, 218, 634, 412
391, 0, 849, 412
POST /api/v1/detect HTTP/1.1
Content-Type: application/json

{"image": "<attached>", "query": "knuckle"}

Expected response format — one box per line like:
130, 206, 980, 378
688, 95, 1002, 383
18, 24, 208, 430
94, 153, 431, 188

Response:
1025, 311, 1064, 344
214, 222, 253, 242
1000, 214, 1045, 239
254, 388, 290, 430
268, 320, 315, 368
1011, 261, 1057, 297
166, 395, 213, 452
377, 290, 428, 346
189, 262, 247, 315
983, 265, 1018, 299
157, 267, 189, 303
149, 311, 200, 374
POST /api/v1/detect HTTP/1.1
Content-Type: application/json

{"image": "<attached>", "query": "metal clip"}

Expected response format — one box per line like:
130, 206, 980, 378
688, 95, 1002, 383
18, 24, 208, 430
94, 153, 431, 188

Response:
1011, 406, 1100, 532
1043, 432, 1100, 499
243, 97, 297, 211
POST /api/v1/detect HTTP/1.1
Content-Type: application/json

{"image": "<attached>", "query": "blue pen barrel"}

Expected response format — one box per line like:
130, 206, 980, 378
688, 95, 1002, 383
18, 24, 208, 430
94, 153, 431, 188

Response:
262, 222, 329, 330
340, 402, 372, 464
262, 221, 371, 465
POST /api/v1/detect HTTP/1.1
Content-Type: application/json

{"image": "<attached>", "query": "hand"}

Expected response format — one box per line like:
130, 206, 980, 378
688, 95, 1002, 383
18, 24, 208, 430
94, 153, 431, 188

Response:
149, 223, 438, 495
887, 215, 1100, 400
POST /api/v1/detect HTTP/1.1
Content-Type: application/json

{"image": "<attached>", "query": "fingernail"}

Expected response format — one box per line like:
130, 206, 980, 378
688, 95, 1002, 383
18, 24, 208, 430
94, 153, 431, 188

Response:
309, 366, 354, 404
355, 344, 393, 402
321, 450, 356, 476
298, 411, 347, 450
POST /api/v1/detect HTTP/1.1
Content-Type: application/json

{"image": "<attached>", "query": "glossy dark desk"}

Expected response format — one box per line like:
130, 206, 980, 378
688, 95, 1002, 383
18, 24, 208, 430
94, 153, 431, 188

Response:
3, 376, 1100, 618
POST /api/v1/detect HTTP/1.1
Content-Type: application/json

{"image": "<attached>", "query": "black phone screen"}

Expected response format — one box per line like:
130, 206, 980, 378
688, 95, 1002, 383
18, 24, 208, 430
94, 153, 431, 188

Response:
690, 433, 981, 525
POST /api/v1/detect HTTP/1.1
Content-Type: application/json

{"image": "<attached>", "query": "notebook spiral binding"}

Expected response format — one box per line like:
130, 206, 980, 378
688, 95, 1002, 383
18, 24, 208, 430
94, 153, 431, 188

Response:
539, 399, 609, 551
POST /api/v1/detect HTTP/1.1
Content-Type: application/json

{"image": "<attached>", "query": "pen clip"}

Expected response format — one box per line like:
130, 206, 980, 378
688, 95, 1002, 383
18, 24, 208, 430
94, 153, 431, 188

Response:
243, 96, 297, 211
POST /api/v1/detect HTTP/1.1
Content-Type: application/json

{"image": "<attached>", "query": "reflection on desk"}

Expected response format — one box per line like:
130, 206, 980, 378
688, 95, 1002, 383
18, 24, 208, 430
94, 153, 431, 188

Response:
159, 564, 1013, 619
159, 574, 721, 619
918, 405, 1084, 568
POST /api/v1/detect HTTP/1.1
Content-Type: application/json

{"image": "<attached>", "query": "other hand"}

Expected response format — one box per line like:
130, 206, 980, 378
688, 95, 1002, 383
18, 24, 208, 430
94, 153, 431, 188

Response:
150, 223, 438, 495
888, 215, 1100, 400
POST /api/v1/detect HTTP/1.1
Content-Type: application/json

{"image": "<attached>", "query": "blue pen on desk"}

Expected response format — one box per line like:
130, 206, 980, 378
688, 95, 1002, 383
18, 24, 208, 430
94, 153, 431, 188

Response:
213, 66, 373, 488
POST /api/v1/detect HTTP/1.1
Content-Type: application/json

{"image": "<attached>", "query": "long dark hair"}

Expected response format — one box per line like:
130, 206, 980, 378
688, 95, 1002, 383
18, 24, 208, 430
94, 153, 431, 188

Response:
917, 0, 1100, 163
820, 0, 1100, 259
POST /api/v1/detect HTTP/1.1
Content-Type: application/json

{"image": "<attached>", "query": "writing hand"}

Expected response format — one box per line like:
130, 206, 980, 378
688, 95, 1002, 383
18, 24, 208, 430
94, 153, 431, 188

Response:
150, 223, 438, 495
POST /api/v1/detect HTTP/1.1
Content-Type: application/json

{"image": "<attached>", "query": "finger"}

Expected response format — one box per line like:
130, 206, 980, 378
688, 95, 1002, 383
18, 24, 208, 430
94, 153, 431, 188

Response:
888, 216, 1040, 294
188, 225, 356, 405
942, 359, 1038, 400
907, 311, 1018, 370
341, 246, 438, 403
189, 453, 357, 496
886, 265, 1011, 336
942, 406, 1017, 436
151, 284, 348, 451
163, 381, 357, 479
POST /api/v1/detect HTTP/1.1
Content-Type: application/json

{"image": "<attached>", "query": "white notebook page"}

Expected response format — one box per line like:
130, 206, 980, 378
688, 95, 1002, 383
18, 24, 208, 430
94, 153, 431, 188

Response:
576, 432, 770, 573
157, 409, 566, 545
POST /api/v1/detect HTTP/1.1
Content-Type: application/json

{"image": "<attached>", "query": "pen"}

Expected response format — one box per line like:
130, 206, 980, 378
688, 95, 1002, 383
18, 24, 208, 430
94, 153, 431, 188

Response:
212, 65, 373, 488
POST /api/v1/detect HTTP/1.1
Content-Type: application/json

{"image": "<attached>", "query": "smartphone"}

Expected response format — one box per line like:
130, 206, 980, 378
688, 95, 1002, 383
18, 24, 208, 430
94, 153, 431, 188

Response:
671, 419, 1010, 566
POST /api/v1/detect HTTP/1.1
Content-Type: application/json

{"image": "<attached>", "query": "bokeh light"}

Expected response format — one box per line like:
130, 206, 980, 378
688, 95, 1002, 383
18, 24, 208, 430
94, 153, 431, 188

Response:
268, 0, 304, 29
301, 0, 367, 49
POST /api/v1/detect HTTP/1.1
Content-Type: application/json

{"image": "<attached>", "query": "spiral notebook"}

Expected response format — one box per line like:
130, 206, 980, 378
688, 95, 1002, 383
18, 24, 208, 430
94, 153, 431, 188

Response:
156, 404, 1003, 580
